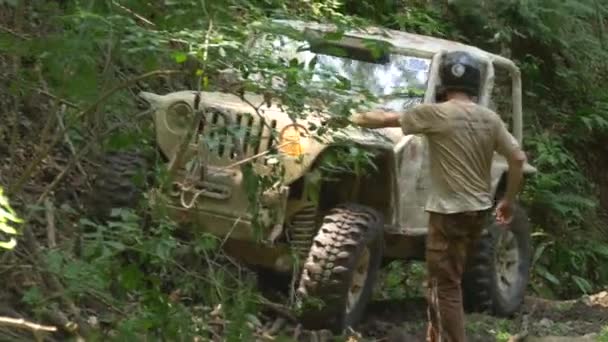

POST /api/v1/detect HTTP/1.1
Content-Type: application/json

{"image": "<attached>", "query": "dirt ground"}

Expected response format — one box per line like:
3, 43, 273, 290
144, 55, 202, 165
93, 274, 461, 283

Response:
353, 292, 608, 341
263, 291, 608, 341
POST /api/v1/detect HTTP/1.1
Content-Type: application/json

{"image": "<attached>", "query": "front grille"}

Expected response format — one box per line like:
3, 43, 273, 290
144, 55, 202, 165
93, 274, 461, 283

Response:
197, 108, 278, 161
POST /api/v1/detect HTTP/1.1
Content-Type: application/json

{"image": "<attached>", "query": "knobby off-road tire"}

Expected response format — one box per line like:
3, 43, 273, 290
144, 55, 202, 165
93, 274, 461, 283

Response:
462, 202, 532, 316
88, 150, 150, 220
296, 203, 384, 333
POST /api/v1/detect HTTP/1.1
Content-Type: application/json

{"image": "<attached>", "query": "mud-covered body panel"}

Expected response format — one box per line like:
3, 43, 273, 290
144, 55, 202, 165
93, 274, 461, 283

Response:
142, 90, 399, 243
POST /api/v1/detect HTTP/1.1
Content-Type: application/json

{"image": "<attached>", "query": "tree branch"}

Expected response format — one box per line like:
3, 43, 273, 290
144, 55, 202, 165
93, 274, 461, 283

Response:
76, 69, 184, 119
37, 89, 79, 109
0, 317, 56, 332
0, 24, 29, 40
111, 1, 155, 27
0, 316, 56, 342
8, 103, 61, 195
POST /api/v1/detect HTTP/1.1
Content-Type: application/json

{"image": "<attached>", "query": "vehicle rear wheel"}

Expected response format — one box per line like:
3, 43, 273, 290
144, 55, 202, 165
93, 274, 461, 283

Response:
462, 202, 532, 316
296, 203, 384, 333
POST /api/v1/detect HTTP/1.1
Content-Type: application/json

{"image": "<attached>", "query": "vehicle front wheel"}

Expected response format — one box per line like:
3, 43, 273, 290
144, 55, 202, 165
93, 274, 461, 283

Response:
462, 203, 532, 316
296, 203, 384, 333
88, 150, 151, 220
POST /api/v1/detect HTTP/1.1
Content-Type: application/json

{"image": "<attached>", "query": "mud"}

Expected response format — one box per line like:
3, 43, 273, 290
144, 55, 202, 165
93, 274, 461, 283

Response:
252, 285, 608, 341
348, 293, 608, 341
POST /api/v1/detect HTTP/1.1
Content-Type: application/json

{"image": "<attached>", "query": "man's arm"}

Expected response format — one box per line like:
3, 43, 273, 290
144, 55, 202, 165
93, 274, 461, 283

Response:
503, 149, 527, 203
351, 110, 402, 128
352, 104, 443, 134
495, 120, 527, 225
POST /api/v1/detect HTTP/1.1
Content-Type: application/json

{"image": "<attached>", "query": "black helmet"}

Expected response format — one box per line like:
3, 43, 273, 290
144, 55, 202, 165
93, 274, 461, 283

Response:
439, 50, 482, 97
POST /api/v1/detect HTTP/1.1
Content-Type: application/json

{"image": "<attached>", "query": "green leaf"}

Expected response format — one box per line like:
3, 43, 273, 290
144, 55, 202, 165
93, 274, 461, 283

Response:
322, 30, 345, 41
0, 238, 17, 249
195, 234, 218, 253
173, 51, 188, 64
591, 244, 608, 258
119, 264, 144, 291
45, 250, 64, 274
572, 275, 592, 294
22, 287, 43, 307
0, 222, 17, 235
536, 264, 561, 285
532, 241, 551, 265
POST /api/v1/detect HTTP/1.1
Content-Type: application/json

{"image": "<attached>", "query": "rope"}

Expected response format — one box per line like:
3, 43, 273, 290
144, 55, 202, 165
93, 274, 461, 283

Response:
175, 140, 297, 209
427, 277, 443, 342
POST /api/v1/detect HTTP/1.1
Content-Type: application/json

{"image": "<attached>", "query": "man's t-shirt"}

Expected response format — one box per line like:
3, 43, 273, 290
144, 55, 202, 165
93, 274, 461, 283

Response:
399, 99, 520, 214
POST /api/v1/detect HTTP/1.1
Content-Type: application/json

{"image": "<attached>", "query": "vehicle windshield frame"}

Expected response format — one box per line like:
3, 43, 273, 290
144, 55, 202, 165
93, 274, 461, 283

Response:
247, 31, 433, 112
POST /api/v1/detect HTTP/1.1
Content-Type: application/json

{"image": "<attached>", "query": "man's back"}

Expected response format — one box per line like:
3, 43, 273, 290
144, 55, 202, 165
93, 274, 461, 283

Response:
400, 99, 519, 214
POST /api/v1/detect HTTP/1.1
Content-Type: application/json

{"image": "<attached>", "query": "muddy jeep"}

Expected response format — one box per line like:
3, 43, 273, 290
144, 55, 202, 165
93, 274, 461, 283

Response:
91, 20, 537, 332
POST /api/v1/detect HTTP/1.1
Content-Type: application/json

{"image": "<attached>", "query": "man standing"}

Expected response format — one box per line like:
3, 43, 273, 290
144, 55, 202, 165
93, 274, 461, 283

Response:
351, 51, 527, 341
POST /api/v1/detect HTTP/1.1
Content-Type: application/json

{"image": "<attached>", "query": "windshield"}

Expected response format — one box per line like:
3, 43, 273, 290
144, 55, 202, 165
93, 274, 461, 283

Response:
253, 34, 432, 112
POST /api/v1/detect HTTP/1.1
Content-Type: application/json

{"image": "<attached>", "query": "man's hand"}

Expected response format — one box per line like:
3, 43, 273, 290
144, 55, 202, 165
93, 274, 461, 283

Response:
495, 199, 513, 226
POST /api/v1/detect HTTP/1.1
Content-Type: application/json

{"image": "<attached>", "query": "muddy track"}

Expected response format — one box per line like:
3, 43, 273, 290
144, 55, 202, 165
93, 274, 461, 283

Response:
356, 293, 608, 341
253, 292, 608, 341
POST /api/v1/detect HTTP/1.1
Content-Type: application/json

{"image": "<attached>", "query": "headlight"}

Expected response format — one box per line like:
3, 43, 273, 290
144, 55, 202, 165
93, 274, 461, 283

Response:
165, 101, 194, 134
278, 124, 309, 157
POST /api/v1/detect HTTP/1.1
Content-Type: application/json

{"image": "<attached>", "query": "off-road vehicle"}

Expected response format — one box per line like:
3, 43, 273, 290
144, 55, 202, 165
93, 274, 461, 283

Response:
90, 20, 537, 332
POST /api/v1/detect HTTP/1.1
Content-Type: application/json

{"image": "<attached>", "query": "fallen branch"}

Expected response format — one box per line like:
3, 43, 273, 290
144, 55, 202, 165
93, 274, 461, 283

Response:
56, 104, 87, 178
0, 316, 56, 342
111, 0, 155, 26
257, 298, 297, 323
0, 24, 29, 40
44, 198, 56, 248
37, 89, 79, 109
266, 317, 286, 336
0, 317, 56, 332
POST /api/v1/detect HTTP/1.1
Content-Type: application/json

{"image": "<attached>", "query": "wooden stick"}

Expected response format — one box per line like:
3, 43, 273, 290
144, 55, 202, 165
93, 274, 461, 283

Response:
37, 89, 79, 109
111, 1, 155, 26
56, 104, 87, 177
0, 316, 56, 332
0, 24, 29, 40
257, 298, 297, 323
44, 198, 56, 248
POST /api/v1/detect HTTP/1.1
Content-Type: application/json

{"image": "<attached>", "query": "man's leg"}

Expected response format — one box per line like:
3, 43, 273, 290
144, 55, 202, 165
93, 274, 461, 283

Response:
425, 212, 485, 342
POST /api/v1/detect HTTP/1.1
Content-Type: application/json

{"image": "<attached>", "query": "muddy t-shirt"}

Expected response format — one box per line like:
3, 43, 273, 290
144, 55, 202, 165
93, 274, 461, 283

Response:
399, 99, 520, 214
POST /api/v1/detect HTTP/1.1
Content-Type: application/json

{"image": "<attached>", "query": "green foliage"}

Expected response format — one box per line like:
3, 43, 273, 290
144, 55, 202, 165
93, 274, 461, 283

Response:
530, 231, 608, 299
598, 325, 608, 342
21, 206, 258, 340
0, 187, 22, 250
522, 133, 597, 230
374, 261, 426, 300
